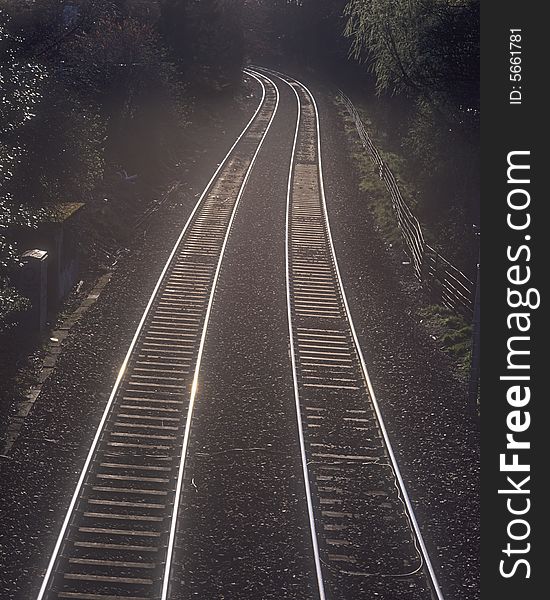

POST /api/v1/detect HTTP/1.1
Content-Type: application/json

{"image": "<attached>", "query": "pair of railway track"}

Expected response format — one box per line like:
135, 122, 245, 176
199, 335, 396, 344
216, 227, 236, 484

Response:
34, 68, 443, 600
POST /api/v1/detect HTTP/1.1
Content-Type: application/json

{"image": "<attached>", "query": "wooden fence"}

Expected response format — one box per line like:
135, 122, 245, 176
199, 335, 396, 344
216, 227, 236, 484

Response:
340, 93, 476, 318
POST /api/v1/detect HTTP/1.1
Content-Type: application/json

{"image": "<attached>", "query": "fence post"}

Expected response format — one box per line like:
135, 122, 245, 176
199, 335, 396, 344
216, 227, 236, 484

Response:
431, 250, 440, 303
468, 233, 481, 410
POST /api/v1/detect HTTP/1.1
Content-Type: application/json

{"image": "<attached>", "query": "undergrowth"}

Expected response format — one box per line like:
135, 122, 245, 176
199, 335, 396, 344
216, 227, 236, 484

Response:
338, 96, 474, 379
419, 304, 472, 375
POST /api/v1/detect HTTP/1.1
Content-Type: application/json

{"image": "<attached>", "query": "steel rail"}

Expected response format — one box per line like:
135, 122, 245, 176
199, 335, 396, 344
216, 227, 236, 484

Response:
36, 70, 279, 600
258, 65, 445, 600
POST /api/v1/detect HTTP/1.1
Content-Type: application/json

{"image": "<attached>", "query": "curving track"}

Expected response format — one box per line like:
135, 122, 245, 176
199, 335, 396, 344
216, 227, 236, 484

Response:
251, 66, 444, 600
35, 70, 279, 600
35, 67, 444, 600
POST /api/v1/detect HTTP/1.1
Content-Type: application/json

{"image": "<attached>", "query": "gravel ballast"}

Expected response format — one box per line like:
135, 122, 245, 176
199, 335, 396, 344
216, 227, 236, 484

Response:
170, 81, 319, 599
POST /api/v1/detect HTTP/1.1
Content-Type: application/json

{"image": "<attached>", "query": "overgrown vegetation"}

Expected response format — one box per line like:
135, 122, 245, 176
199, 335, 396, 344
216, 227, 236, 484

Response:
339, 102, 402, 246
343, 0, 480, 270
1, 13, 46, 330
419, 304, 472, 374
338, 0, 478, 382
244, 0, 479, 272
0, 0, 246, 334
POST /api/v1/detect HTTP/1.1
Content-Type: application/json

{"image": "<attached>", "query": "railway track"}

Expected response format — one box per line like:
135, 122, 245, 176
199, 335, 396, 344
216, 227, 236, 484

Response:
35, 70, 279, 600
251, 67, 444, 600
34, 66, 445, 600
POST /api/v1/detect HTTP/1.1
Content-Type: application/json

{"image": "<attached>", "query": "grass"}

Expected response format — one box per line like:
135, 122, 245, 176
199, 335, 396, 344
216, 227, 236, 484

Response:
349, 144, 402, 247
419, 304, 473, 375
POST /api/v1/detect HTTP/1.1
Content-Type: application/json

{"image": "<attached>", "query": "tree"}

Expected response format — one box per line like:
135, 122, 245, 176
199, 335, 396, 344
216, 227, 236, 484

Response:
160, 0, 245, 88
344, 0, 479, 110
344, 0, 480, 264
1, 11, 47, 329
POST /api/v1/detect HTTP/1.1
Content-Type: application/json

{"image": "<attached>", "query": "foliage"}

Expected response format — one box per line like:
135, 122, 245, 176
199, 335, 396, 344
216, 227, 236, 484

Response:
0, 278, 30, 334
1, 2, 183, 328
343, 0, 479, 265
344, 0, 479, 107
1, 11, 47, 320
419, 304, 472, 374
52, 12, 188, 180
340, 103, 401, 245
160, 0, 245, 87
